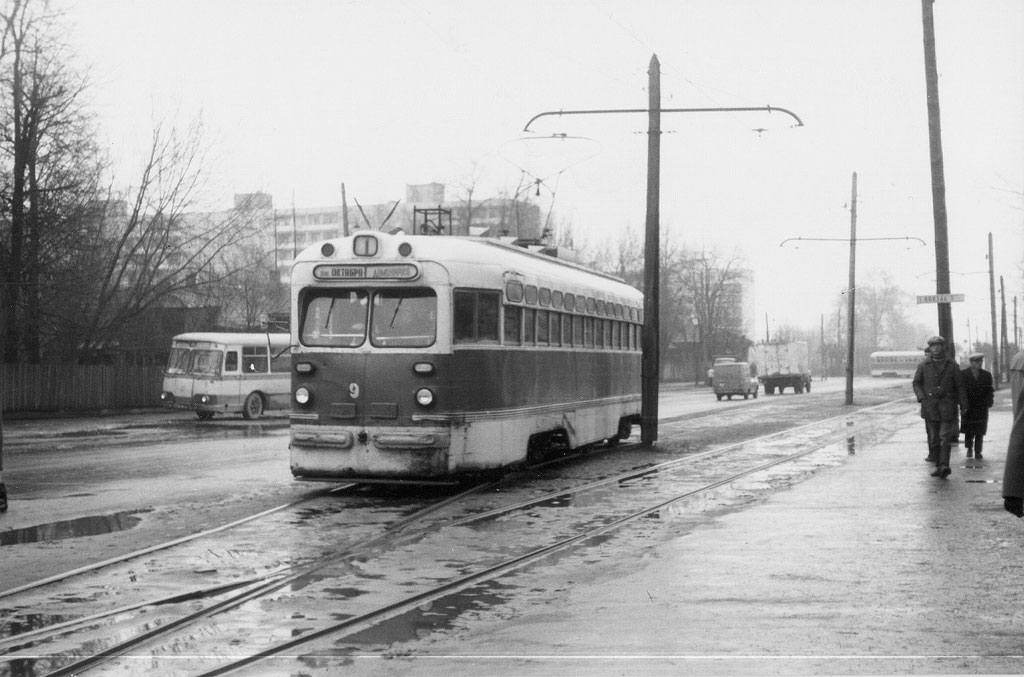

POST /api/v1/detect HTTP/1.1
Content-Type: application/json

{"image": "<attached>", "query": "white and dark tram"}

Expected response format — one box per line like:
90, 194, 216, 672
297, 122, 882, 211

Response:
288, 232, 643, 484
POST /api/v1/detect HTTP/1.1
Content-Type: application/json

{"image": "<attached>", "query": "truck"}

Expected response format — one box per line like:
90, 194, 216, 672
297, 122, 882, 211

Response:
712, 360, 759, 400
747, 341, 812, 395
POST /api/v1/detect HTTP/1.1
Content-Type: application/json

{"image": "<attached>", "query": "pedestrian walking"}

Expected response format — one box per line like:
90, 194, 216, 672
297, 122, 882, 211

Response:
1001, 349, 1024, 517
913, 336, 968, 478
960, 352, 994, 459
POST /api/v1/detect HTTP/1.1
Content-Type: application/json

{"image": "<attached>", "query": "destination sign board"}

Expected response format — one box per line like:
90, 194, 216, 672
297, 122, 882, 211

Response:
916, 293, 965, 304
314, 263, 419, 281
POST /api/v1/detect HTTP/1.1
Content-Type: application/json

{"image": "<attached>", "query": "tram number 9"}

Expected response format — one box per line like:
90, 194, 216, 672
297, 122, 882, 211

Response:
349, 383, 360, 399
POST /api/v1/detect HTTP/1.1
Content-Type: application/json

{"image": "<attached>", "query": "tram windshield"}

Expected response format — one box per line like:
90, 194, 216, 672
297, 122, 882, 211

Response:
301, 288, 436, 348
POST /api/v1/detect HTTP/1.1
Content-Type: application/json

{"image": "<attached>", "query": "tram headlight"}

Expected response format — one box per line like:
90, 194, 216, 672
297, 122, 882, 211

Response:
415, 388, 435, 407
320, 243, 335, 257
294, 386, 313, 405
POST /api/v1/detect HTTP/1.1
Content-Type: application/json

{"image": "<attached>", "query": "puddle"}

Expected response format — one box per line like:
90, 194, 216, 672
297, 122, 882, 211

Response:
0, 509, 152, 546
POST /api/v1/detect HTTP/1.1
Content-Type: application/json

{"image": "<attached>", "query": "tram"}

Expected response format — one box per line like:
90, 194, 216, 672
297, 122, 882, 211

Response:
288, 232, 643, 484
869, 350, 924, 378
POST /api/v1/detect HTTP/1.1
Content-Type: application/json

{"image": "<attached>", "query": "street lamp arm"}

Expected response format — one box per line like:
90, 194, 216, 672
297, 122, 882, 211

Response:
523, 105, 804, 132
779, 236, 927, 247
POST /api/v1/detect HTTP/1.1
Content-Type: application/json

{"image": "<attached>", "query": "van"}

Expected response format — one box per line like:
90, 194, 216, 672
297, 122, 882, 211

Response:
712, 361, 759, 401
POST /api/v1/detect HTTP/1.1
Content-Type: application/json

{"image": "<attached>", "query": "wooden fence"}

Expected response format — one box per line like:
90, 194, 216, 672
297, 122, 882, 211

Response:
1, 363, 165, 413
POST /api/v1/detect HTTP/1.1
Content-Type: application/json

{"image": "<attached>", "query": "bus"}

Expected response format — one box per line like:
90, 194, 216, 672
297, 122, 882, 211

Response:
160, 332, 291, 420
869, 350, 924, 378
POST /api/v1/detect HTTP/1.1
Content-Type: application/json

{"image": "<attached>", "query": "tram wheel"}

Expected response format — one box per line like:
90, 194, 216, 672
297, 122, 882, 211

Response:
242, 392, 265, 420
196, 411, 215, 421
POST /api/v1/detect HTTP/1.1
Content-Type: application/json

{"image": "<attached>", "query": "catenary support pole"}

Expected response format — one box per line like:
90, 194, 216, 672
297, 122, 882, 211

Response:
921, 0, 954, 345
989, 232, 1000, 386
846, 172, 857, 406
641, 54, 661, 445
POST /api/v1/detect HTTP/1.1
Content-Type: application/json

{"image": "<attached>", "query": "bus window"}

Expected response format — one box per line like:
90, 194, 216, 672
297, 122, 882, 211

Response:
191, 350, 223, 376
243, 345, 269, 373
166, 347, 191, 375
301, 290, 368, 347
225, 351, 239, 372
371, 289, 437, 347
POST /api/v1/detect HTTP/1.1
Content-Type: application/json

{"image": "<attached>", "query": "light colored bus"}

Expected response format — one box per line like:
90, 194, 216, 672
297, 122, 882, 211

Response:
869, 350, 924, 378
160, 332, 291, 420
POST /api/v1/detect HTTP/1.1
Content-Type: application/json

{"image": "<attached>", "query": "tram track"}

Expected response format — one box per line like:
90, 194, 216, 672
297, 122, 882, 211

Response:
0, 392, 915, 675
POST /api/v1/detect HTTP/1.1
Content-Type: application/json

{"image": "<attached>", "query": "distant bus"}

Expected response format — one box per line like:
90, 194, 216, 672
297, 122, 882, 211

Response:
160, 332, 291, 420
869, 350, 924, 378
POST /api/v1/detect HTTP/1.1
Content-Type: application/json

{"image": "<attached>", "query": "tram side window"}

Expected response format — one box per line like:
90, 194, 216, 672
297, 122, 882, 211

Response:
242, 345, 269, 373
453, 289, 500, 343
225, 351, 239, 372
523, 308, 536, 344
536, 309, 550, 345
503, 305, 522, 344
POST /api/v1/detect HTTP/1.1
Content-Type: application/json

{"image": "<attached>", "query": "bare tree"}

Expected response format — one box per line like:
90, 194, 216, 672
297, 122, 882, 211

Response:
0, 0, 104, 362
681, 247, 750, 367
60, 118, 262, 360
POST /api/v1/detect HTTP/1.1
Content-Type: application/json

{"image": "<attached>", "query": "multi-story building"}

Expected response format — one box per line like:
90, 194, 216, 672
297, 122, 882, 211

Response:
257, 184, 542, 281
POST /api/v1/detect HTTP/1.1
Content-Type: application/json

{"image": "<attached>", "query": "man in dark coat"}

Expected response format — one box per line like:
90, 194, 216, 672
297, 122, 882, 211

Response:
960, 352, 994, 459
1002, 349, 1024, 517
913, 336, 969, 478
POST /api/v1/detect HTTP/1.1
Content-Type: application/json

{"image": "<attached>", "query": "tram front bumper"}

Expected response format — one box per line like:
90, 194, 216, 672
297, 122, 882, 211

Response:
290, 424, 451, 479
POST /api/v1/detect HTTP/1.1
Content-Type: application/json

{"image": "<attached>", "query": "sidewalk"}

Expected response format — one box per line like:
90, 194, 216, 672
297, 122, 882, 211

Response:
400, 391, 1024, 675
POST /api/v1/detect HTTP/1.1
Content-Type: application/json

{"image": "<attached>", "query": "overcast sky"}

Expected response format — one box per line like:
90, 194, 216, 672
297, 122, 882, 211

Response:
57, 0, 1024, 344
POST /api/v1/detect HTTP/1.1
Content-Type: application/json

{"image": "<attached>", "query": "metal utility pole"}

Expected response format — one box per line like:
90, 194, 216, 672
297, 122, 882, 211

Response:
846, 172, 857, 406
989, 232, 1000, 386
641, 54, 661, 445
921, 0, 954, 345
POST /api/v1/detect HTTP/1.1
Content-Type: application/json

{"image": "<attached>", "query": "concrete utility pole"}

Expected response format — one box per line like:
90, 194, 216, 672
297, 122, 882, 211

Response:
1001, 275, 1008, 383
846, 172, 857, 406
989, 232, 1000, 386
340, 183, 350, 237
641, 54, 661, 445
921, 0, 954, 346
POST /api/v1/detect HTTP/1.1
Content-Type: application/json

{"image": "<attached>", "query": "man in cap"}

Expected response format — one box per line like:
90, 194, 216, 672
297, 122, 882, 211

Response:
960, 352, 994, 459
1002, 349, 1024, 517
913, 336, 968, 478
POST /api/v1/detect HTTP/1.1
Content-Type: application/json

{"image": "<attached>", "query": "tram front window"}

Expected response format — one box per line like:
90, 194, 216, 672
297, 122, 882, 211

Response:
301, 290, 369, 347
301, 288, 436, 348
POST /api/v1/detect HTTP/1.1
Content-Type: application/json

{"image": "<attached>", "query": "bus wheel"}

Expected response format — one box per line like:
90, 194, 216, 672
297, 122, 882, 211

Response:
242, 392, 265, 420
196, 411, 215, 421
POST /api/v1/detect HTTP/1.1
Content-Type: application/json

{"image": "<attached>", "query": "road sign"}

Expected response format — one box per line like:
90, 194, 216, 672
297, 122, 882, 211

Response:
916, 293, 965, 304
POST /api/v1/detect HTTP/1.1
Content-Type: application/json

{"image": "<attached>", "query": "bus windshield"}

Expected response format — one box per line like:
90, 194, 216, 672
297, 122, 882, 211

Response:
166, 346, 223, 376
301, 288, 436, 348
